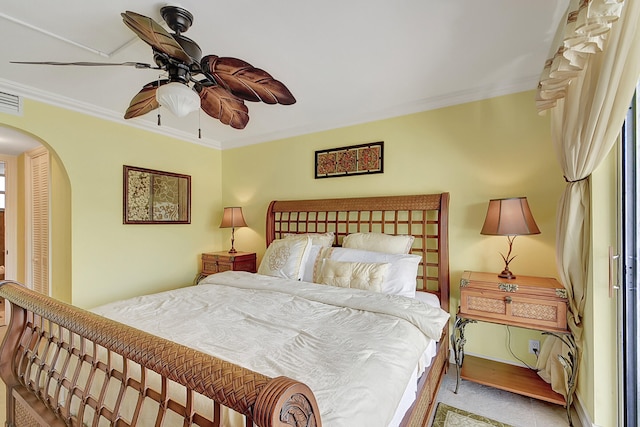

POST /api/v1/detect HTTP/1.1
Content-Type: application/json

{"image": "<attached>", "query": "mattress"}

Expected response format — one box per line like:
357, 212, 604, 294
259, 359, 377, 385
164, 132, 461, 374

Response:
389, 291, 441, 426
91, 271, 449, 426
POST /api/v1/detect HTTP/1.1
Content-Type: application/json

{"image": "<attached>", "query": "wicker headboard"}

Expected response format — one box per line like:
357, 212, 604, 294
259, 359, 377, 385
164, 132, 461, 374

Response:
266, 193, 450, 310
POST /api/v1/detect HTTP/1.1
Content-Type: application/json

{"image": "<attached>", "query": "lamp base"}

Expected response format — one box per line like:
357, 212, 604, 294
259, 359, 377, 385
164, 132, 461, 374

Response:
228, 248, 237, 254
498, 269, 516, 280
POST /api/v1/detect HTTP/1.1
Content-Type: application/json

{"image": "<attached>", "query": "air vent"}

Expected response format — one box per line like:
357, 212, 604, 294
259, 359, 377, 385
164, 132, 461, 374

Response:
0, 91, 22, 115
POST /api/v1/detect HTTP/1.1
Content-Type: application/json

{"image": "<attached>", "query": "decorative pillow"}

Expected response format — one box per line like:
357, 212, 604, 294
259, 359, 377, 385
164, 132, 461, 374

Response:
257, 235, 311, 280
284, 231, 334, 248
314, 247, 421, 298
317, 259, 390, 293
342, 232, 415, 254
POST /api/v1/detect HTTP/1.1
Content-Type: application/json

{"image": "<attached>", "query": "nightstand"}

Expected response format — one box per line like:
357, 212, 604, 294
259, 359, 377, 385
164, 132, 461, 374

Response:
452, 271, 577, 426
196, 251, 257, 283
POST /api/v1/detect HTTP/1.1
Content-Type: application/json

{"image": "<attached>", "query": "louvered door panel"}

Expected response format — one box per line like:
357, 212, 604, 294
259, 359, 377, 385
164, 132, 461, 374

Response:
29, 149, 49, 295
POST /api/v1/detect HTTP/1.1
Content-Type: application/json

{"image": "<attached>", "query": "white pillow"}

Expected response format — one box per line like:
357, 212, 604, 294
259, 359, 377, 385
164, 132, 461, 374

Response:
258, 236, 312, 280
284, 231, 334, 248
318, 259, 390, 293
342, 232, 415, 254
314, 247, 421, 298
300, 245, 324, 283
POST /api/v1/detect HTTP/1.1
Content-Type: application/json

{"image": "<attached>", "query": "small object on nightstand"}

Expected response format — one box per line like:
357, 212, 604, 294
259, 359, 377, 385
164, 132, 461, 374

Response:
219, 207, 248, 253
195, 251, 256, 284
480, 197, 541, 279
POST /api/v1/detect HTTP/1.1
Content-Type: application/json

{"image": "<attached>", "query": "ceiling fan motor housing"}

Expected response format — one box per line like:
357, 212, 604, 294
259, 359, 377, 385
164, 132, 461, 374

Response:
155, 59, 191, 84
160, 6, 193, 33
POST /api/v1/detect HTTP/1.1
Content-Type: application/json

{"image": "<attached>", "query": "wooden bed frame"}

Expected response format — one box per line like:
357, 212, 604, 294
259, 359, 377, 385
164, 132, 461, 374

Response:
0, 192, 450, 427
266, 192, 450, 426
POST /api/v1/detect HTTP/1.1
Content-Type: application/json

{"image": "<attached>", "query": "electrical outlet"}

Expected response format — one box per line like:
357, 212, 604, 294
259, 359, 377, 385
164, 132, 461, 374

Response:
529, 339, 540, 355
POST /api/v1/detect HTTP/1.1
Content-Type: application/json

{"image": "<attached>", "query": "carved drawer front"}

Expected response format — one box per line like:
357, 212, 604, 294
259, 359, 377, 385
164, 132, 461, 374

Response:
216, 262, 232, 272
201, 252, 257, 276
460, 289, 566, 331
459, 271, 569, 333
202, 259, 221, 274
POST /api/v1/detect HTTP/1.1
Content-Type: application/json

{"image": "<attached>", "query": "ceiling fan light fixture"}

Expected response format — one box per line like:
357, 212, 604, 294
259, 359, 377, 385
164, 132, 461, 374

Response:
156, 82, 200, 117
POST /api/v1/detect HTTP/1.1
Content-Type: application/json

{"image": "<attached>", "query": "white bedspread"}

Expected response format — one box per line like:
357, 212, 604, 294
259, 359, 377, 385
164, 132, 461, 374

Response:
91, 271, 450, 427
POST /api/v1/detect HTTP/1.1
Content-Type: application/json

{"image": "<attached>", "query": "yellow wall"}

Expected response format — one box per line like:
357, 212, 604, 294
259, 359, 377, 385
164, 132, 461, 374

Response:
588, 144, 619, 426
221, 90, 564, 368
49, 148, 72, 302
0, 100, 224, 307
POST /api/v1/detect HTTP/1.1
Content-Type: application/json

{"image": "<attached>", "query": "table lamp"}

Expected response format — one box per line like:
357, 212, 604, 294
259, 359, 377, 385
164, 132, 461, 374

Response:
480, 197, 540, 279
219, 207, 248, 253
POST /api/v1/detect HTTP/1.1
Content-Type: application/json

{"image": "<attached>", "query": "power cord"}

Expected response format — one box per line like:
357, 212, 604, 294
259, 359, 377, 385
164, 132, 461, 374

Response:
506, 326, 540, 372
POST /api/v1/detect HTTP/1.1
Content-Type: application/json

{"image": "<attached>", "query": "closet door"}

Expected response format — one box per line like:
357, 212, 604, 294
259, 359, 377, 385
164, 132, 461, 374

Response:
27, 147, 49, 295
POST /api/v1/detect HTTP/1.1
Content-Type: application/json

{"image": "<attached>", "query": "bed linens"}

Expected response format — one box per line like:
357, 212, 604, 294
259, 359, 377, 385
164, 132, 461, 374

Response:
91, 271, 449, 427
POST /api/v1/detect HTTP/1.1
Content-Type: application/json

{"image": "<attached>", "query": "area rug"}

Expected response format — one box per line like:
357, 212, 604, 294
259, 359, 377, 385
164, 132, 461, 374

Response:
431, 402, 513, 427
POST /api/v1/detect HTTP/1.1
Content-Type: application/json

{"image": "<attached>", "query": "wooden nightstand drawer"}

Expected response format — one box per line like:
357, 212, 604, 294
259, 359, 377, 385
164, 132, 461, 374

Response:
202, 259, 220, 274
459, 270, 568, 332
201, 251, 257, 276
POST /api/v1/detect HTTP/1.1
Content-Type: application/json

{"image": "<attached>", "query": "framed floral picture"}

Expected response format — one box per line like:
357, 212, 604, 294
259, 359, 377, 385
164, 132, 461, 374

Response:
314, 141, 384, 179
123, 165, 191, 224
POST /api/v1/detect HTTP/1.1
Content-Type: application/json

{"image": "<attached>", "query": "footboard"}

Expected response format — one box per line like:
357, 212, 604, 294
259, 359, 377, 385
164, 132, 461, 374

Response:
0, 281, 321, 427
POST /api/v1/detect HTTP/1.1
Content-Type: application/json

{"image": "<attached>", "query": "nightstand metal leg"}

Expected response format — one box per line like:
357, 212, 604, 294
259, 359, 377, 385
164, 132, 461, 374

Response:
543, 331, 578, 427
451, 316, 476, 393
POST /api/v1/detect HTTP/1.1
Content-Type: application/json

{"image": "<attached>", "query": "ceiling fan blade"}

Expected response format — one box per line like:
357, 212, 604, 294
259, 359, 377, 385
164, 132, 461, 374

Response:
196, 83, 249, 129
121, 10, 192, 64
11, 61, 155, 68
201, 55, 296, 105
124, 80, 167, 119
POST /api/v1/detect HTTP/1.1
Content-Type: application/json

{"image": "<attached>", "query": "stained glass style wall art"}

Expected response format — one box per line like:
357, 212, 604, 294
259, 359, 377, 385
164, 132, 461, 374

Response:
315, 142, 384, 179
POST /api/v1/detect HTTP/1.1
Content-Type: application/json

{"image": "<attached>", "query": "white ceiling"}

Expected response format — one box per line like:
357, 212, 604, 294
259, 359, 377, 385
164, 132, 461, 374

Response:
0, 1, 569, 151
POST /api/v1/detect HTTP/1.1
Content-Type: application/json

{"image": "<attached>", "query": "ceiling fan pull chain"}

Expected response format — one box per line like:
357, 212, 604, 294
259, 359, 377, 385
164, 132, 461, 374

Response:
156, 73, 162, 127
198, 109, 202, 139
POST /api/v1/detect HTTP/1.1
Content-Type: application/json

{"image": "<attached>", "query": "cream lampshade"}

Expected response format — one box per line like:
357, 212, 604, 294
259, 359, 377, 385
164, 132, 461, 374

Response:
219, 207, 248, 253
480, 197, 540, 279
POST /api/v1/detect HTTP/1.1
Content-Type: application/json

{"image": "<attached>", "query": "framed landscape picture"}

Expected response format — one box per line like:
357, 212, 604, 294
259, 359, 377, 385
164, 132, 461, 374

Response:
123, 165, 191, 224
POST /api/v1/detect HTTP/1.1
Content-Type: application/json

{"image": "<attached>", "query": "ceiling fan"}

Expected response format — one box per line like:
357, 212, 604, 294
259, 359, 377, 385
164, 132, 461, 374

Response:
12, 6, 296, 130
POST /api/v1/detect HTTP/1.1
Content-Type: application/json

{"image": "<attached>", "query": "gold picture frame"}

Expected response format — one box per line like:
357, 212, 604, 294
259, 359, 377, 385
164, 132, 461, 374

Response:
123, 165, 191, 224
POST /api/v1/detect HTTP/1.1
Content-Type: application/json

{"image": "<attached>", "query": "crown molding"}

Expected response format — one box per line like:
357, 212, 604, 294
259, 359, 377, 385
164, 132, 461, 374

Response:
0, 78, 223, 150
1, 75, 538, 151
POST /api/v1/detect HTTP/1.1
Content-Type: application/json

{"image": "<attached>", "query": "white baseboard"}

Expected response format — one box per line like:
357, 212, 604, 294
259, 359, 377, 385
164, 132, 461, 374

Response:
573, 393, 595, 427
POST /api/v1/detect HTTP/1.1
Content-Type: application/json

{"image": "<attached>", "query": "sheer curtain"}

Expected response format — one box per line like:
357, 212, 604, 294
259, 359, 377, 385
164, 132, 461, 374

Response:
534, 0, 640, 401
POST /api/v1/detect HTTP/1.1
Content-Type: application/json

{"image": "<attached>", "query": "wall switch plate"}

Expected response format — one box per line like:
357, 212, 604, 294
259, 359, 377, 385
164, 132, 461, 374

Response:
529, 339, 541, 355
